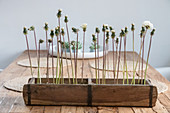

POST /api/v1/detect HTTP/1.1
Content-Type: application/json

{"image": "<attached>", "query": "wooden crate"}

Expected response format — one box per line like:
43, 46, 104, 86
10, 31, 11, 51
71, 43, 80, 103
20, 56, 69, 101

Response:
23, 78, 158, 107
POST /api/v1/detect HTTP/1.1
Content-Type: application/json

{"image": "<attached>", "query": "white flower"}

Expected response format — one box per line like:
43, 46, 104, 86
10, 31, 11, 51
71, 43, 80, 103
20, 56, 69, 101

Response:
58, 9, 62, 12
104, 24, 108, 27
81, 23, 87, 29
61, 27, 64, 30
111, 30, 115, 32
106, 30, 110, 32
142, 21, 153, 29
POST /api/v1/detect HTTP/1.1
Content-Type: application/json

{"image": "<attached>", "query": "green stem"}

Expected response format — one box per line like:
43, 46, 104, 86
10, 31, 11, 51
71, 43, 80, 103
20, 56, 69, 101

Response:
66, 23, 74, 84
132, 31, 135, 85
144, 36, 152, 85
95, 42, 98, 84
56, 36, 60, 84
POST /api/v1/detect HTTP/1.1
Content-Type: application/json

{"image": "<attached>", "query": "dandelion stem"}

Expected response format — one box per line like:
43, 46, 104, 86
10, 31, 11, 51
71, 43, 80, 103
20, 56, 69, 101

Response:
75, 33, 79, 84
63, 35, 70, 84
82, 31, 85, 83
117, 36, 122, 84
112, 39, 115, 82
102, 32, 105, 84
25, 35, 33, 77
66, 23, 74, 84
144, 35, 152, 85
97, 33, 100, 84
56, 36, 60, 84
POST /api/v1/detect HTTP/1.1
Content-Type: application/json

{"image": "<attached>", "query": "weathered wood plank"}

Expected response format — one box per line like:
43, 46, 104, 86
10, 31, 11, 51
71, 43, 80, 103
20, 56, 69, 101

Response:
60, 106, 76, 113
44, 106, 61, 113
98, 107, 118, 113
30, 106, 45, 113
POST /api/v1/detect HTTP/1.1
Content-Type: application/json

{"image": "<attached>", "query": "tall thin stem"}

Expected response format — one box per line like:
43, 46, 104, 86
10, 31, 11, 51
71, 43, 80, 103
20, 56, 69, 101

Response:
107, 44, 109, 78
124, 36, 128, 84
52, 38, 54, 83
123, 36, 126, 84
82, 31, 85, 83
97, 33, 100, 84
37, 42, 41, 84
138, 38, 142, 83
112, 39, 115, 82
73, 45, 76, 84
114, 44, 118, 84
141, 30, 147, 84
102, 32, 105, 84
75, 33, 79, 84
46, 31, 48, 49
25, 35, 33, 77
144, 36, 152, 85
56, 36, 60, 84
63, 35, 70, 84
95, 42, 98, 84
47, 42, 50, 83
33, 30, 38, 57
66, 23, 74, 84
132, 31, 135, 84
58, 17, 64, 84
117, 37, 122, 84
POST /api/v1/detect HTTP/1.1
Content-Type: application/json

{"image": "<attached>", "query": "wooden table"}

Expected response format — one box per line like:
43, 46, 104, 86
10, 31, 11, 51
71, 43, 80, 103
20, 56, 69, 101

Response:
0, 50, 170, 113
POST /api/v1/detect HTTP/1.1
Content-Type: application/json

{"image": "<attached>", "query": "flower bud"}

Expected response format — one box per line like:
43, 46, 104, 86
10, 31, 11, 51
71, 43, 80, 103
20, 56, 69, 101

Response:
48, 39, 52, 43
57, 9, 62, 18
39, 39, 44, 43
151, 28, 155, 36
50, 30, 54, 38
111, 30, 116, 39
61, 28, 65, 36
28, 26, 35, 31
44, 22, 49, 31
106, 30, 109, 38
116, 37, 119, 44
55, 27, 59, 36
109, 26, 113, 31
64, 15, 68, 23
81, 23, 87, 32
95, 27, 100, 33
92, 34, 96, 43
23, 27, 27, 35
131, 23, 135, 31
125, 27, 128, 34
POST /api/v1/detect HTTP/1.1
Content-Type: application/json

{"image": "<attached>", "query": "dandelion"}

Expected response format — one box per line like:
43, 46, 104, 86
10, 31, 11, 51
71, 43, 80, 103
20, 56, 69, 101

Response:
55, 27, 60, 84
81, 23, 87, 83
95, 27, 100, 83
72, 27, 79, 84
92, 34, 98, 84
37, 39, 44, 84
64, 16, 75, 84
23, 27, 33, 77
102, 24, 106, 84
44, 22, 49, 49
61, 28, 70, 84
117, 29, 125, 84
144, 28, 155, 84
50, 30, 55, 83
47, 39, 52, 83
111, 29, 116, 83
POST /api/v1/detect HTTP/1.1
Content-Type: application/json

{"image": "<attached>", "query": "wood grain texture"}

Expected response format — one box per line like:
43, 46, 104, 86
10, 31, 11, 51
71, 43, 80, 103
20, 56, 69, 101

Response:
23, 78, 157, 107
0, 50, 169, 113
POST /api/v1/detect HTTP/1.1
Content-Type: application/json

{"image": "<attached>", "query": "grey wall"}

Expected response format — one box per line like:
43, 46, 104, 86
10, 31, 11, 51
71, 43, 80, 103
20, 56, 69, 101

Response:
0, 0, 170, 69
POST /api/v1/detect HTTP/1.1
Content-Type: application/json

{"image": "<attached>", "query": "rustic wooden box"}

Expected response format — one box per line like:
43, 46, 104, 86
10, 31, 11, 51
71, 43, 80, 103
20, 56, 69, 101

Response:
23, 78, 158, 107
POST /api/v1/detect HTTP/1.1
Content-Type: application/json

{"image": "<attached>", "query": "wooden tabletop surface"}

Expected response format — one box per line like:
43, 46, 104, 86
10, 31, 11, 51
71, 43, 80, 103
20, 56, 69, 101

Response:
0, 50, 170, 113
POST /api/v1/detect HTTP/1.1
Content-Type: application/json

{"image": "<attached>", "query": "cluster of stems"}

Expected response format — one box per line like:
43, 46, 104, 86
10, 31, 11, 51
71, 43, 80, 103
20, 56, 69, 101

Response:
23, 10, 155, 86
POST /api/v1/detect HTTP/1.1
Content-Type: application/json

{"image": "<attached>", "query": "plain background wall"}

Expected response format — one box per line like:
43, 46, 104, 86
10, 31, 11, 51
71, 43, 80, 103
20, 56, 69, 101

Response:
0, 0, 170, 69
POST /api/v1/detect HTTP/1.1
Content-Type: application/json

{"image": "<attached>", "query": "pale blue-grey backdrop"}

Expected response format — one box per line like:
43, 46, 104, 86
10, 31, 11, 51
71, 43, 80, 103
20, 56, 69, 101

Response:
0, 0, 170, 69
